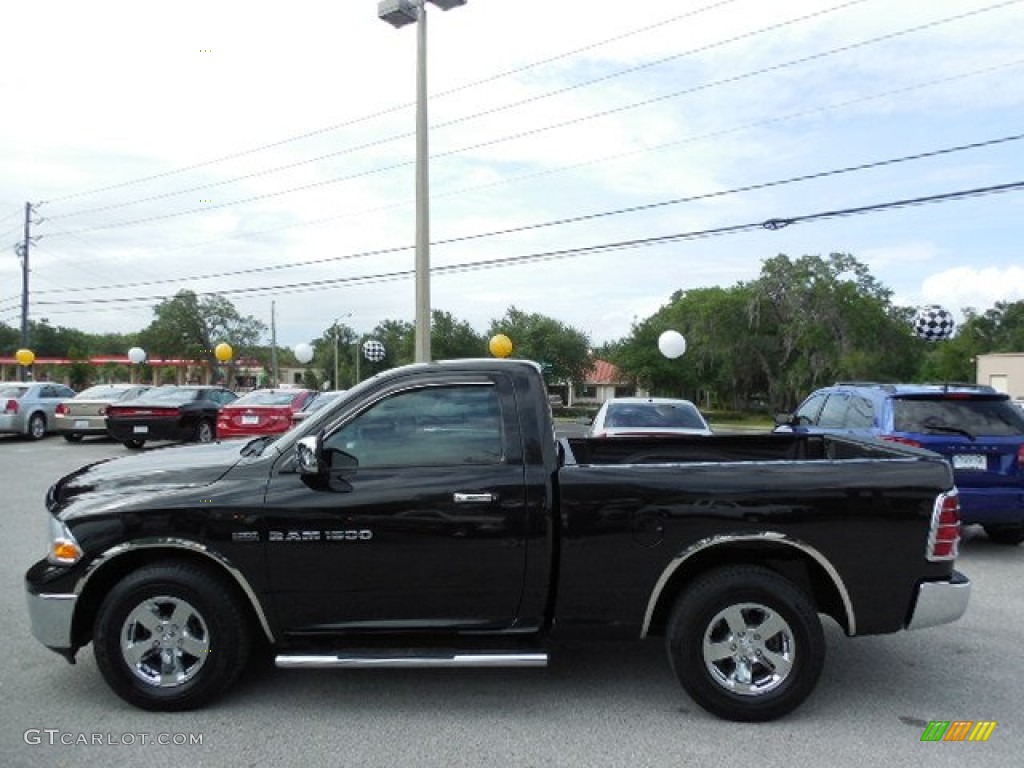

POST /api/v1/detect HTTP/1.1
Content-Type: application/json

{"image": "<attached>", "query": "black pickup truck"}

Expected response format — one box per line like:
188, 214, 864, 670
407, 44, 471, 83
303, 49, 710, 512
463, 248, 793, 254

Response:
26, 359, 970, 721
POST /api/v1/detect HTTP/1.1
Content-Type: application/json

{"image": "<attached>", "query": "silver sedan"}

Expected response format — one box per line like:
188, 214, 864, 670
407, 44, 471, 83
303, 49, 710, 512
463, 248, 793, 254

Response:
53, 383, 151, 442
0, 381, 77, 439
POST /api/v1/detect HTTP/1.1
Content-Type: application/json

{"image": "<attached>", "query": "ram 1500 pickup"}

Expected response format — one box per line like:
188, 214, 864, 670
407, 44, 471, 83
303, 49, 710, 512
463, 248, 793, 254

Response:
25, 359, 970, 721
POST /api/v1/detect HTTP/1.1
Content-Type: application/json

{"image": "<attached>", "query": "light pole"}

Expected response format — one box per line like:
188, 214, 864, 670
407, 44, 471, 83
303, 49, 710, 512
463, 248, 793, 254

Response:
378, 0, 467, 363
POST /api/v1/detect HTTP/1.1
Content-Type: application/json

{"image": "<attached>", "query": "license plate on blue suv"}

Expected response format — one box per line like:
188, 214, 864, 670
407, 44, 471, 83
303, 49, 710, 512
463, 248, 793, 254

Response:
952, 454, 986, 470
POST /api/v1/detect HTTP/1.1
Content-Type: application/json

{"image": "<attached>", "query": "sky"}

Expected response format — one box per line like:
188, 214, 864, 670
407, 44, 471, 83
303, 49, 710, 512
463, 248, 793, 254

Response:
1, 0, 1023, 354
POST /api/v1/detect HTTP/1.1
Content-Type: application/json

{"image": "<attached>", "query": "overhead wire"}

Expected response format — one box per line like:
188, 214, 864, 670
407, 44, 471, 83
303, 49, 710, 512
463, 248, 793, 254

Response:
37, 0, 744, 206
42, 0, 866, 221
32, 180, 1024, 311
27, 131, 1024, 298
41, 0, 1018, 237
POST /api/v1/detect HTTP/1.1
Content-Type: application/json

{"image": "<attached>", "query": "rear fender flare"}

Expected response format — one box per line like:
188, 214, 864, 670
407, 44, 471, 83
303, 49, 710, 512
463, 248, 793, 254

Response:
641, 531, 855, 637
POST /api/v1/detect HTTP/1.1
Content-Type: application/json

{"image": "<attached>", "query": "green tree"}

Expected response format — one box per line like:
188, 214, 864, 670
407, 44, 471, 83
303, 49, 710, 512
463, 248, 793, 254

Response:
139, 290, 265, 362
743, 253, 919, 409
137, 290, 266, 385
432, 309, 485, 359
486, 306, 591, 384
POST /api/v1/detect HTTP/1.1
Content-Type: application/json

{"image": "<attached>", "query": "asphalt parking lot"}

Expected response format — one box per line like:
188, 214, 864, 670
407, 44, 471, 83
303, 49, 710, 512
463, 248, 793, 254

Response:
1, 434, 1021, 767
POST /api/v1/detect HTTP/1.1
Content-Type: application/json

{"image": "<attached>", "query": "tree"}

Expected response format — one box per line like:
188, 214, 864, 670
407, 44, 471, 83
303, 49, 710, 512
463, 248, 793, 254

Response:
486, 306, 591, 384
742, 253, 919, 409
138, 290, 266, 384
432, 309, 485, 360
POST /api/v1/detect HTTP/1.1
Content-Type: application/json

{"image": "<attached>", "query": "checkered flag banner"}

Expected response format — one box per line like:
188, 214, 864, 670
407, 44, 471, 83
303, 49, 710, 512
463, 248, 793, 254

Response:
912, 305, 955, 342
362, 339, 386, 362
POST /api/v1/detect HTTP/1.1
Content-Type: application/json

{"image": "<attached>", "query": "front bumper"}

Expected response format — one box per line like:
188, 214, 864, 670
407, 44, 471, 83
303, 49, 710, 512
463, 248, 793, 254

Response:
26, 588, 77, 660
906, 570, 971, 630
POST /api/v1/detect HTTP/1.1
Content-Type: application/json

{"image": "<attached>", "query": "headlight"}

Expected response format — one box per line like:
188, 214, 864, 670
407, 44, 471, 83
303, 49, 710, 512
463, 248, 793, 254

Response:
47, 516, 83, 565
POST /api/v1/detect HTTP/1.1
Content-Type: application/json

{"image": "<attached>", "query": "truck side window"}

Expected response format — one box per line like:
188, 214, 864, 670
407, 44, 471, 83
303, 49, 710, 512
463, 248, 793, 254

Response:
323, 384, 504, 467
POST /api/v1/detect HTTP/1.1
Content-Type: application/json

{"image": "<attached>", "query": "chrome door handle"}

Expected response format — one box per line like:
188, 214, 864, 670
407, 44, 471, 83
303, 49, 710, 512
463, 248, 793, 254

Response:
453, 492, 496, 503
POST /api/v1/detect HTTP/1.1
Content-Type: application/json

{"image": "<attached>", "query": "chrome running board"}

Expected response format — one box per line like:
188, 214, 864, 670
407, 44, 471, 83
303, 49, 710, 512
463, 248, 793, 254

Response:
275, 650, 548, 669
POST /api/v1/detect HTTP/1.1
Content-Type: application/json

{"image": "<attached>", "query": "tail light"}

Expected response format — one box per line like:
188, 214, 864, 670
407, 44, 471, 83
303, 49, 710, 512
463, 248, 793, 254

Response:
1017, 445, 1024, 467
883, 435, 922, 448
3, 399, 17, 415
55, 403, 69, 416
927, 490, 961, 561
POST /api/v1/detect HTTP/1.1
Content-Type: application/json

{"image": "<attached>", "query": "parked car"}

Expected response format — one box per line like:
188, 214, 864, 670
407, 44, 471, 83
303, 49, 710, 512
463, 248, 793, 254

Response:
54, 384, 151, 442
105, 385, 238, 449
588, 396, 712, 437
0, 381, 76, 439
775, 382, 1024, 545
216, 388, 316, 439
291, 389, 347, 424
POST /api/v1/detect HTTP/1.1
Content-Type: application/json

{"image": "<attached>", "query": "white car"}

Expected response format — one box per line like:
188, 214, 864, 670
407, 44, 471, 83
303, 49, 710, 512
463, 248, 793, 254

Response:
589, 397, 712, 437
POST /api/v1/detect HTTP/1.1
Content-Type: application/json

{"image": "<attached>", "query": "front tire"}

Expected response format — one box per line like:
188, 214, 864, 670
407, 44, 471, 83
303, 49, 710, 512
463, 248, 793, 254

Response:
93, 562, 252, 711
666, 565, 825, 722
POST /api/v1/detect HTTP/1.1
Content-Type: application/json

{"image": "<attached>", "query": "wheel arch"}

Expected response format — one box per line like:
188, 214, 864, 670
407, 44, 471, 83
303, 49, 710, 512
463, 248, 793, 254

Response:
642, 533, 854, 638
70, 539, 275, 653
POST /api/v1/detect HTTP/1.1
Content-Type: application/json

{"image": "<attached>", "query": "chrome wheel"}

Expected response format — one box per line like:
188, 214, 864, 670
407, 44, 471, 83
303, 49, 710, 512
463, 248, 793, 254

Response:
196, 420, 214, 443
666, 565, 824, 721
120, 595, 210, 688
28, 413, 46, 439
702, 602, 794, 696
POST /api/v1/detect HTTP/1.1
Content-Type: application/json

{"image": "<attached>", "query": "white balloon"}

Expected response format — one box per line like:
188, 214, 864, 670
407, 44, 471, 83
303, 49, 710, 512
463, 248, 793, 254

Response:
294, 342, 314, 364
127, 346, 146, 364
658, 330, 687, 359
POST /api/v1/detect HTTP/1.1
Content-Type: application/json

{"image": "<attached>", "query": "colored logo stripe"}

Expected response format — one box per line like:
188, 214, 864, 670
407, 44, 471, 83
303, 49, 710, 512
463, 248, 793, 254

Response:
921, 721, 949, 742
920, 720, 997, 742
968, 722, 997, 742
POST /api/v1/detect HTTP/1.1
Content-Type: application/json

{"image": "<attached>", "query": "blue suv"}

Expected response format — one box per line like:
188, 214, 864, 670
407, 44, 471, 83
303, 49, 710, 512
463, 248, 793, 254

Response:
776, 382, 1024, 545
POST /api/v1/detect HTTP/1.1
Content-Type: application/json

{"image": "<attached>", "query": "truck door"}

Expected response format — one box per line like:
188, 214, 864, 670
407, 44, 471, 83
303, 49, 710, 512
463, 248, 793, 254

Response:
262, 373, 529, 635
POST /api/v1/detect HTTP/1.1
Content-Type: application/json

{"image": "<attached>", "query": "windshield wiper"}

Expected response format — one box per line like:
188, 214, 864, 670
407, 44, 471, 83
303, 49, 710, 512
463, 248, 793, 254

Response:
922, 424, 976, 441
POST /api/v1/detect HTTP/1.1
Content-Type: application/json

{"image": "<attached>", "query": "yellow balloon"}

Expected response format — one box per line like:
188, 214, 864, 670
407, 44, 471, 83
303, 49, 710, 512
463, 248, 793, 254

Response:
15, 348, 35, 366
488, 334, 512, 358
214, 342, 233, 362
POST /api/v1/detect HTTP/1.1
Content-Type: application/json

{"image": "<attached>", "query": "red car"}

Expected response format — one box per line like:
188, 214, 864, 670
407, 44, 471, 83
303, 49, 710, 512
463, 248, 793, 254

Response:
216, 388, 316, 439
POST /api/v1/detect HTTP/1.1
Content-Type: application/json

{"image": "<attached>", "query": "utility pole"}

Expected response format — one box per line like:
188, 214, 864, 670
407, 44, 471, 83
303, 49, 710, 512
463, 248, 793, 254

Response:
17, 202, 34, 382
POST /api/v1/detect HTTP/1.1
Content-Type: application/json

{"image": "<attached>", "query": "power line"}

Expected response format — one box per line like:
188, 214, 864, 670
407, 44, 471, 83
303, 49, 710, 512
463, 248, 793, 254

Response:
42, 0, 864, 221
37, 0, 743, 206
33, 180, 1024, 310
46, 59, 1017, 266
30, 132, 1024, 298
42, 0, 1017, 237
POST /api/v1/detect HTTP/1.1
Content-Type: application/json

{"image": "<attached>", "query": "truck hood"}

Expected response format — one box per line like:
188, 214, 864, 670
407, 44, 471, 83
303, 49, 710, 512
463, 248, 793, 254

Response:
49, 440, 249, 520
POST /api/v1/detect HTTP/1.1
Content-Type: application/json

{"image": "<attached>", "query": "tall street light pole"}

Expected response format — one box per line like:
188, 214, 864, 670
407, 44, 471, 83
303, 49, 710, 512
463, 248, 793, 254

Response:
378, 0, 466, 363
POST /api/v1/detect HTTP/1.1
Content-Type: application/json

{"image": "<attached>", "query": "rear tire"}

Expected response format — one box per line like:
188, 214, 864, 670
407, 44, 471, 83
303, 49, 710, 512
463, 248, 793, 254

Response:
666, 565, 825, 722
28, 413, 46, 440
93, 562, 252, 711
983, 524, 1024, 546
195, 420, 215, 444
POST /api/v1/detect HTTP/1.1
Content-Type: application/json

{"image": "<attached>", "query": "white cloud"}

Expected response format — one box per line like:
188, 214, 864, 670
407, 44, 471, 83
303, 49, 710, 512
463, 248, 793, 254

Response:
922, 266, 1024, 314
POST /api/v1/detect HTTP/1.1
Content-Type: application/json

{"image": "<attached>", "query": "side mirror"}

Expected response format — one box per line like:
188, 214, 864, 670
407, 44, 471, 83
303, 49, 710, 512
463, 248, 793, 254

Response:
296, 435, 322, 476
774, 412, 795, 427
